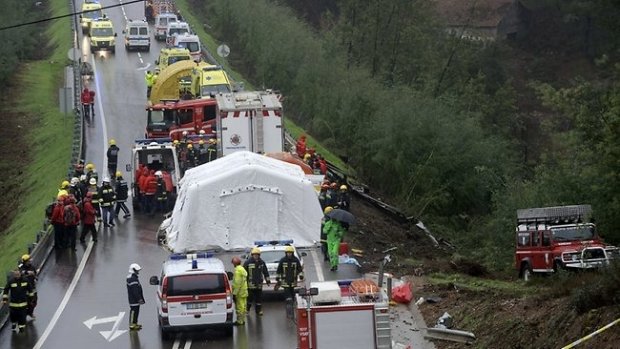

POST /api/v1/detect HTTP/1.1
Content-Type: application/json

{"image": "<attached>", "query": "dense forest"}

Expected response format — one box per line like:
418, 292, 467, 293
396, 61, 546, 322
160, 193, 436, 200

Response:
195, 0, 620, 271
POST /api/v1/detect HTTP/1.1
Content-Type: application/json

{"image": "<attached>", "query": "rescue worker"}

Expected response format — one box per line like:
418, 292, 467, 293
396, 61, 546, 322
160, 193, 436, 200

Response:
318, 183, 330, 209
275, 246, 304, 301
87, 177, 102, 223
323, 218, 346, 271
89, 88, 96, 116
18, 254, 38, 319
295, 135, 307, 158
337, 185, 351, 211
63, 196, 81, 251
318, 154, 327, 175
73, 159, 85, 178
144, 170, 158, 215
50, 196, 66, 249
145, 71, 155, 98
186, 143, 198, 169
57, 180, 70, 199
197, 139, 208, 164
114, 171, 131, 219
81, 86, 92, 120
231, 256, 248, 326
243, 248, 270, 316
320, 206, 333, 261
85, 163, 96, 183
99, 177, 116, 227
126, 263, 145, 331
326, 182, 339, 208
154, 171, 168, 213
206, 138, 218, 162
68, 177, 83, 207
106, 139, 120, 178
79, 192, 98, 243
3, 270, 33, 333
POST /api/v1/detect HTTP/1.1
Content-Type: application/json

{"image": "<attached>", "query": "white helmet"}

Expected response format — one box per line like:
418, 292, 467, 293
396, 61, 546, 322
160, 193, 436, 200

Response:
89, 178, 97, 185
129, 263, 142, 273
199, 129, 205, 135
102, 177, 110, 183
155, 171, 163, 177
80, 174, 87, 181
182, 130, 188, 136
70, 177, 79, 185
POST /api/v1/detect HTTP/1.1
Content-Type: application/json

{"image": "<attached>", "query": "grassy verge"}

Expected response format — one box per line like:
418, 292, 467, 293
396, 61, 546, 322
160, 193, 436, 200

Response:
427, 272, 535, 297
0, 0, 73, 273
175, 0, 351, 173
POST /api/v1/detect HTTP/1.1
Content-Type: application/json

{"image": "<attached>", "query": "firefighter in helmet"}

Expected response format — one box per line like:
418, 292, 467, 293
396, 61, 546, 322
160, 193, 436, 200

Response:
275, 246, 304, 301
243, 248, 270, 316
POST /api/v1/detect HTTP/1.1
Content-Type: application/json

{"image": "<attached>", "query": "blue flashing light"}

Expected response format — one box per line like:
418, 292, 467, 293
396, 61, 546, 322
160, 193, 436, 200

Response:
253, 239, 294, 247
169, 251, 215, 260
135, 138, 172, 144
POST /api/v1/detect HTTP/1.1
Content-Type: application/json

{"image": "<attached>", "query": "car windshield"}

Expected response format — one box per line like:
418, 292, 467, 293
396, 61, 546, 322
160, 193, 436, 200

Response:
168, 274, 226, 296
83, 9, 102, 19
139, 27, 148, 35
551, 225, 596, 242
178, 41, 200, 52
91, 27, 113, 37
260, 251, 287, 264
201, 84, 231, 97
168, 55, 190, 66
169, 28, 189, 36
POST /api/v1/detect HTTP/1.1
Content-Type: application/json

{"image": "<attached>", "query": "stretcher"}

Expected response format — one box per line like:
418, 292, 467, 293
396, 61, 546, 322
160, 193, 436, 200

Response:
349, 279, 380, 302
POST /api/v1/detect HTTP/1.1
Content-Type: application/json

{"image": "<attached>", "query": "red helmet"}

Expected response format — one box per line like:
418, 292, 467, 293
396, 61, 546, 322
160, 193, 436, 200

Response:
330, 182, 338, 189
231, 256, 242, 266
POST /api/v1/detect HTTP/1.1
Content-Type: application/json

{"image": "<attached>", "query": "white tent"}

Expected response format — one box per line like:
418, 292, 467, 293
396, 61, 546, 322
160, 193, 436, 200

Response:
161, 151, 323, 252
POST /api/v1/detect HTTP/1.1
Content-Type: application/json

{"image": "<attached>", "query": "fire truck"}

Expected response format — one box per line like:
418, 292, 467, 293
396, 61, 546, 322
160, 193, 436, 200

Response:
515, 204, 619, 280
296, 280, 392, 349
146, 98, 217, 139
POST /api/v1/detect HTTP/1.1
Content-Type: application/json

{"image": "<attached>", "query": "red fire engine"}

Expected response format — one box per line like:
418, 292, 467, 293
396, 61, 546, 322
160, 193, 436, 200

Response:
296, 280, 391, 349
145, 98, 217, 140
515, 204, 619, 281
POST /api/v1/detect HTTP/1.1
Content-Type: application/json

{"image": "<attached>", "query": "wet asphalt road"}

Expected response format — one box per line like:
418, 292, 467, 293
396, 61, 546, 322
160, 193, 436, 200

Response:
0, 2, 360, 348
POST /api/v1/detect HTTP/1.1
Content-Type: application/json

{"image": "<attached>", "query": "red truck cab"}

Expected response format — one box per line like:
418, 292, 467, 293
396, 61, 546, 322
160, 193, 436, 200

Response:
515, 205, 619, 281
146, 98, 217, 139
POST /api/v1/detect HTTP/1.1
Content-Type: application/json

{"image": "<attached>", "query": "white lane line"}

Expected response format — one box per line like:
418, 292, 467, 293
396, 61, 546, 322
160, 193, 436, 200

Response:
138, 52, 143, 64
310, 249, 325, 282
90, 55, 110, 168
172, 338, 181, 349
32, 241, 95, 349
184, 339, 192, 349
120, 0, 127, 20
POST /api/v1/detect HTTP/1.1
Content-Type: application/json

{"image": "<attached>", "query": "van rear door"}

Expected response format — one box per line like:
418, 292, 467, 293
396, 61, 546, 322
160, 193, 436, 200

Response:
166, 273, 228, 326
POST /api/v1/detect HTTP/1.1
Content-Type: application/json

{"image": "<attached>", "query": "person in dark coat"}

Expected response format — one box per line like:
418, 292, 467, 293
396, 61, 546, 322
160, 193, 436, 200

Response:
114, 171, 131, 219
18, 255, 38, 319
50, 196, 66, 249
275, 247, 304, 301
3, 270, 33, 333
243, 248, 271, 315
126, 264, 145, 331
106, 139, 120, 178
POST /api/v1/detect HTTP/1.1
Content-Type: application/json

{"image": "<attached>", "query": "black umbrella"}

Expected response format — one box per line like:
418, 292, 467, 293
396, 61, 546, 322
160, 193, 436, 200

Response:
327, 209, 356, 225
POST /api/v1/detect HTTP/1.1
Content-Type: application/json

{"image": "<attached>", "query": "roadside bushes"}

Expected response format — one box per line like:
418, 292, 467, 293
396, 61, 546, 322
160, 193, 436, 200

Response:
570, 262, 620, 314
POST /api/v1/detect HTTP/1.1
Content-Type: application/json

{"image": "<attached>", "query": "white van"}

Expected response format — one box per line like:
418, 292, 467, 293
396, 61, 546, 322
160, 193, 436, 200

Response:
165, 21, 191, 45
149, 252, 235, 339
123, 19, 150, 51
171, 33, 201, 61
154, 13, 178, 41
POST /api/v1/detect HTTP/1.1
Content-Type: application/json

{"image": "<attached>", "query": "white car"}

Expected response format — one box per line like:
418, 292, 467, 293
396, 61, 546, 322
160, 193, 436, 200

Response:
249, 240, 306, 291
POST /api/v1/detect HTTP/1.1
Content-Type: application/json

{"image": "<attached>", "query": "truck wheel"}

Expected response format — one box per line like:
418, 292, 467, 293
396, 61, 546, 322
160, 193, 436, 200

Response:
553, 260, 564, 273
223, 324, 234, 337
520, 263, 532, 282
111, 47, 116, 54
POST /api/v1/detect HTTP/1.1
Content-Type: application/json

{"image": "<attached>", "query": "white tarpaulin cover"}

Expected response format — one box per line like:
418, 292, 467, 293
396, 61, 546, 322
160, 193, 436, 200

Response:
162, 151, 323, 252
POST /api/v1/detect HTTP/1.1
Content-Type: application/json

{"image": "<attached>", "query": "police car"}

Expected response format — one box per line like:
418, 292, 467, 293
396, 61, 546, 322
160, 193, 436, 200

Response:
149, 252, 235, 339
249, 240, 306, 291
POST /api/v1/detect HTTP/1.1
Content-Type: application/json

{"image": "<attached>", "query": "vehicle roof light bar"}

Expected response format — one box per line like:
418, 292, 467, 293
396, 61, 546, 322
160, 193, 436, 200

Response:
253, 239, 294, 246
169, 251, 215, 260
517, 205, 592, 224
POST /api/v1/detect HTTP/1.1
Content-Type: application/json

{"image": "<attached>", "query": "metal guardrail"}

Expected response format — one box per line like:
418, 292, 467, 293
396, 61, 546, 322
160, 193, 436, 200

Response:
0, 0, 84, 329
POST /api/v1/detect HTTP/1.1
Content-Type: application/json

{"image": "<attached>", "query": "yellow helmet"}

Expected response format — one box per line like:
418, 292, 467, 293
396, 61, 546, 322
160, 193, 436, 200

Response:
251, 248, 261, 255
115, 171, 122, 178
284, 246, 294, 253
199, 140, 205, 145
85, 163, 95, 171
109, 139, 116, 145
61, 180, 70, 189
21, 254, 30, 262
324, 206, 333, 215
208, 138, 216, 144
340, 185, 348, 191
303, 153, 311, 160
173, 139, 180, 145
187, 143, 193, 148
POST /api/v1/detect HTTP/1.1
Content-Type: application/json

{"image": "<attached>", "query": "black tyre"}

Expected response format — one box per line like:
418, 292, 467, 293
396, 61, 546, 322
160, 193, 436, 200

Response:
160, 327, 171, 340
520, 262, 533, 282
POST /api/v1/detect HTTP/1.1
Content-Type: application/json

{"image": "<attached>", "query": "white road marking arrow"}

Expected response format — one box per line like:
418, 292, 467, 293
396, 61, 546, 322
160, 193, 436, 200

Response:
83, 312, 127, 342
137, 62, 151, 71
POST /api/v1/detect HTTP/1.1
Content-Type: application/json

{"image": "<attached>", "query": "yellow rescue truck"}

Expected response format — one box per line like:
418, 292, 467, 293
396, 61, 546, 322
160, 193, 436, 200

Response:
80, 0, 103, 35
90, 16, 117, 54
155, 47, 191, 73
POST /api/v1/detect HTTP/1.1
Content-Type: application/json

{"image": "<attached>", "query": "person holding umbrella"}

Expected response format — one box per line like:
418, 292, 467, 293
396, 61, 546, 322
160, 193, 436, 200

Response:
324, 209, 356, 271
